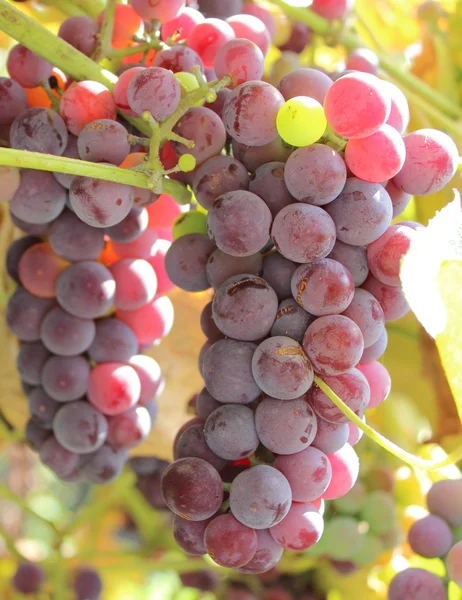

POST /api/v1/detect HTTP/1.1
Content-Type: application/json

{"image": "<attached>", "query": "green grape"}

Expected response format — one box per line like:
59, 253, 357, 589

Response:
172, 210, 207, 240
322, 516, 364, 561
361, 490, 397, 535
178, 154, 197, 172
381, 520, 403, 549
351, 532, 384, 566
332, 481, 367, 515
276, 96, 327, 147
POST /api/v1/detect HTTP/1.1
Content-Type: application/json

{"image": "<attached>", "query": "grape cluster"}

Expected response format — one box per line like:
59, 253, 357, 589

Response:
149, 0, 458, 576
12, 563, 102, 600
388, 478, 462, 598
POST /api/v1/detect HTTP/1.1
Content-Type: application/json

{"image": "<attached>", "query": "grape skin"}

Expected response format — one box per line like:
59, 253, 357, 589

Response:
212, 274, 278, 341
128, 355, 163, 406
107, 406, 151, 450
367, 224, 416, 287
78, 119, 130, 165
270, 299, 314, 342
154, 44, 204, 74
161, 7, 204, 42
408, 514, 453, 558
269, 502, 324, 551
252, 336, 314, 400
203, 338, 261, 404
204, 514, 258, 568
7, 44, 53, 88
73, 567, 103, 600
60, 81, 116, 136
165, 233, 215, 292
328, 240, 369, 288
232, 137, 293, 172
204, 404, 259, 460
230, 465, 292, 529
256, 396, 317, 455
10, 169, 66, 225
356, 362, 391, 408
161, 457, 224, 521
53, 400, 108, 453
206, 248, 262, 289
80, 445, 129, 484
200, 301, 224, 342
187, 18, 236, 69
360, 328, 388, 363
193, 155, 250, 210
385, 180, 411, 218
40, 307, 96, 356
249, 161, 295, 217
49, 210, 105, 261
346, 48, 379, 75
226, 14, 270, 55
12, 563, 45, 595
11, 107, 68, 156
262, 252, 297, 301
175, 423, 227, 470
271, 204, 336, 264
197, 388, 221, 420
388, 568, 446, 600
361, 274, 410, 321
131, 0, 185, 21
307, 369, 370, 423
382, 80, 410, 134
88, 318, 138, 363
110, 258, 157, 311
446, 541, 462, 588
25, 419, 50, 450
18, 243, 68, 299
42, 355, 90, 403
117, 296, 174, 347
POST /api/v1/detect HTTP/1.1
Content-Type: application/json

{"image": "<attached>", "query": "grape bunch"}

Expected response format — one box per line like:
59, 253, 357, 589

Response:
388, 478, 462, 599
155, 1, 458, 575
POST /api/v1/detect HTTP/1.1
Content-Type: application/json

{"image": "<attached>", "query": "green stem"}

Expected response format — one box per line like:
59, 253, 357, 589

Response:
222, 482, 232, 492
320, 126, 347, 153
314, 376, 462, 471
269, 0, 462, 122
107, 40, 162, 59
40, 0, 105, 19
0, 148, 191, 204
0, 485, 60, 534
94, 0, 117, 62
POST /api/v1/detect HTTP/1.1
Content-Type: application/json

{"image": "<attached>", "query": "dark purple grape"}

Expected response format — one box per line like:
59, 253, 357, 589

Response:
249, 162, 295, 217
172, 106, 226, 166
388, 568, 446, 600
175, 423, 227, 470
25, 418, 51, 450
199, 0, 243, 18
49, 210, 106, 262
53, 401, 108, 453
237, 529, 284, 574
206, 248, 263, 289
58, 15, 100, 56
408, 514, 453, 558
193, 155, 250, 210
0, 76, 27, 125
28, 388, 59, 428
328, 240, 369, 287
16, 341, 50, 385
129, 456, 163, 476
311, 416, 349, 454
279, 21, 311, 52
200, 301, 224, 342
360, 328, 388, 363
165, 233, 215, 292
12, 563, 45, 594
180, 571, 219, 592
10, 107, 68, 155
6, 287, 54, 342
10, 169, 66, 225
341, 288, 385, 348
127, 66, 181, 120
232, 136, 293, 172
40, 307, 96, 356
73, 567, 103, 600
197, 387, 221, 420
80, 445, 128, 484
173, 515, 211, 556
105, 207, 149, 243
40, 435, 79, 478
262, 251, 297, 301
54, 135, 79, 189
204, 513, 258, 568
9, 212, 53, 236
88, 318, 138, 363
78, 119, 130, 165
212, 274, 278, 341
204, 404, 259, 460
153, 44, 204, 73
271, 299, 314, 342
6, 235, 41, 284
42, 355, 90, 402
199, 340, 213, 377
203, 338, 261, 404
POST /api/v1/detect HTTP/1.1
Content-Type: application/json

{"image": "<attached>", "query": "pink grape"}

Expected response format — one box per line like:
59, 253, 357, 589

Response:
128, 355, 164, 406
269, 502, 324, 550
361, 274, 410, 321
187, 18, 235, 68
382, 80, 410, 133
112, 228, 158, 259
110, 258, 157, 311
116, 295, 174, 347
345, 125, 406, 182
311, 0, 353, 19
204, 514, 258, 568
18, 243, 67, 298
347, 420, 364, 446
446, 541, 462, 588
388, 568, 446, 600
147, 193, 181, 237
127, 67, 181, 120
153, 45, 204, 73
341, 288, 385, 347
60, 81, 116, 135
303, 316, 364, 376
161, 7, 205, 42
307, 369, 370, 423
113, 67, 145, 116
427, 479, 462, 527
226, 14, 270, 55
291, 259, 355, 316
408, 515, 453, 558
107, 406, 151, 449
324, 72, 391, 138
274, 447, 332, 502
242, 3, 276, 37
346, 48, 379, 74
278, 68, 332, 104
367, 224, 415, 287
214, 39, 264, 88
131, 0, 186, 22
88, 362, 141, 416
146, 239, 174, 295
393, 129, 458, 195
323, 444, 359, 500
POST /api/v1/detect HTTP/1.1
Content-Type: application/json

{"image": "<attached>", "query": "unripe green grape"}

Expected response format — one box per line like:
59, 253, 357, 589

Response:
322, 516, 363, 561
361, 490, 397, 535
276, 96, 327, 147
172, 210, 207, 240
332, 481, 367, 515
178, 154, 197, 172
351, 532, 384, 566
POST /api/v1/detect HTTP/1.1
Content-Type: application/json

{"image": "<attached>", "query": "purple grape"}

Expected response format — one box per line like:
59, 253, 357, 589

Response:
127, 67, 181, 120
6, 287, 54, 342
388, 568, 446, 600
54, 401, 106, 453
252, 336, 314, 400
88, 318, 138, 363
291, 259, 355, 316
80, 445, 128, 484
271, 204, 336, 264
255, 396, 317, 454
212, 274, 278, 341
161, 457, 224, 521
223, 81, 284, 146
153, 44, 204, 73
172, 106, 226, 166
12, 563, 45, 594
204, 513, 258, 568
199, 0, 243, 18
25, 418, 50, 450
129, 456, 163, 476
78, 119, 130, 165
386, 179, 411, 218
105, 207, 149, 243
200, 301, 224, 342
360, 328, 388, 363
107, 406, 151, 450
302, 315, 364, 376
6, 235, 41, 284
204, 404, 259, 460
249, 162, 295, 217
232, 136, 293, 172
180, 571, 219, 592
278, 68, 332, 104
58, 15, 100, 56
175, 423, 227, 470
408, 514, 453, 558
230, 465, 292, 529
10, 169, 66, 225
270, 502, 324, 550
73, 567, 103, 600
197, 388, 221, 420
206, 248, 262, 289
10, 107, 68, 156
56, 261, 116, 319
325, 178, 392, 246
165, 233, 215, 292
0, 77, 27, 125
173, 515, 211, 556
199, 340, 213, 377
261, 251, 297, 301
341, 288, 385, 347
284, 144, 346, 206
274, 447, 331, 502
28, 387, 59, 428
327, 240, 369, 287
40, 435, 79, 478
203, 338, 261, 404
9, 212, 53, 236
237, 529, 284, 574
49, 210, 105, 261
69, 176, 134, 228
40, 307, 96, 356
7, 44, 53, 88
271, 299, 314, 342
205, 88, 232, 119
311, 416, 349, 454
54, 135, 79, 189
16, 341, 50, 385
307, 369, 370, 424
41, 355, 90, 402
193, 155, 250, 210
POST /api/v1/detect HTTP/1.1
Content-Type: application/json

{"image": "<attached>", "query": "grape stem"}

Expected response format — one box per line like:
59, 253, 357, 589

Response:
93, 0, 117, 62
269, 0, 462, 123
0, 148, 192, 204
313, 375, 462, 471
0, 484, 60, 534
